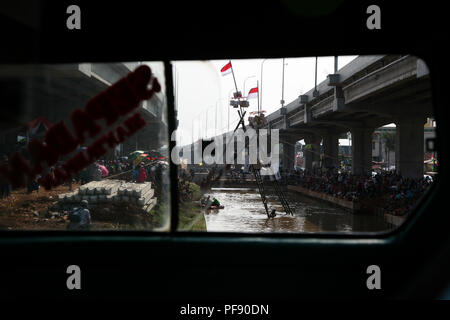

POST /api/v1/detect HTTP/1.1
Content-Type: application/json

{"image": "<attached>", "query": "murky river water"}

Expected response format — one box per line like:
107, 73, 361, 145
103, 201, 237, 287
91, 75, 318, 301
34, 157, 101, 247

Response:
204, 188, 390, 233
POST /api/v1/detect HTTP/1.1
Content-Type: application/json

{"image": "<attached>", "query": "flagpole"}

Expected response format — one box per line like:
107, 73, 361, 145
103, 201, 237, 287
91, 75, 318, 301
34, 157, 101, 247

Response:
230, 60, 245, 127
257, 80, 260, 113
281, 58, 285, 108
230, 61, 239, 94
314, 56, 318, 96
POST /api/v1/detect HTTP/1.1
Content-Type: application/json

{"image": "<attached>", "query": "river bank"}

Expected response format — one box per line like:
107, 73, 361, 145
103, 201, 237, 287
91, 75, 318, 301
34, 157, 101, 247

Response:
287, 185, 360, 212
176, 180, 207, 231
287, 184, 406, 229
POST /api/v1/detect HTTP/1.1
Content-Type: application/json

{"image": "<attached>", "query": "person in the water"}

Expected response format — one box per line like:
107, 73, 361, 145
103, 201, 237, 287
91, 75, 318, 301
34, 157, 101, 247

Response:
269, 209, 277, 218
212, 197, 221, 207
201, 195, 221, 208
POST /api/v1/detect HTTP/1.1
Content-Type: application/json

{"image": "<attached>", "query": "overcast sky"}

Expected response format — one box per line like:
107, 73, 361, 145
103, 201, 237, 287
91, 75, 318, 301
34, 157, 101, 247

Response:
173, 56, 358, 146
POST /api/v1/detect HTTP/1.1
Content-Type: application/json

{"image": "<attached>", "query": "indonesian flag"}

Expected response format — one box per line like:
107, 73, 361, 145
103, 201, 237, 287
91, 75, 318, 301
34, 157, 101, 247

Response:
221, 61, 232, 76
247, 87, 258, 100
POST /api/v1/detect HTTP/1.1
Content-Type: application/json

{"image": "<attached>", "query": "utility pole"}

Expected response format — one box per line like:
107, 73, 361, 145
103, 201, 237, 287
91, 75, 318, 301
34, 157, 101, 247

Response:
198, 116, 201, 141
192, 118, 194, 143
313, 56, 319, 97
257, 80, 260, 113
228, 104, 230, 132
206, 108, 208, 138
244, 75, 256, 99
227, 88, 234, 132
260, 58, 268, 113
281, 58, 285, 107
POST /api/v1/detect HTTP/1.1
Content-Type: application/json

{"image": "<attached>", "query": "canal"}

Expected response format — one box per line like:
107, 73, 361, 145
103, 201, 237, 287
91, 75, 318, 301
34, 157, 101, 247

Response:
204, 188, 390, 233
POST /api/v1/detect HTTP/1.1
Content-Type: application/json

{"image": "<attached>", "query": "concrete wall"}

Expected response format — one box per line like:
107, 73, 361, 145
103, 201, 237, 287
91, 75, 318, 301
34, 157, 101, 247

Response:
288, 185, 360, 212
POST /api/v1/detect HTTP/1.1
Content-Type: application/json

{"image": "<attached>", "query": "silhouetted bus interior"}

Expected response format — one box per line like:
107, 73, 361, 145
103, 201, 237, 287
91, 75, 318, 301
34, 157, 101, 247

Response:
0, 55, 437, 235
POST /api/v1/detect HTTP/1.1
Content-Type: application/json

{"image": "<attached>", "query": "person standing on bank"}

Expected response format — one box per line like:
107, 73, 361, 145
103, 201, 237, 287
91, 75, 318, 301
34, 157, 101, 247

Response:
138, 165, 147, 183
67, 200, 92, 230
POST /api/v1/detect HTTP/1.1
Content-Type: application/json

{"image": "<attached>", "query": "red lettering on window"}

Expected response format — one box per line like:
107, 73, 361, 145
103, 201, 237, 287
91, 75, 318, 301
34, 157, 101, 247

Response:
87, 136, 108, 162
116, 126, 129, 143
149, 77, 162, 97
127, 65, 152, 100
123, 112, 146, 136
27, 139, 58, 175
44, 121, 78, 156
71, 109, 102, 144
4, 153, 33, 188
1, 65, 159, 190
53, 167, 70, 186
38, 173, 55, 190
104, 131, 119, 149
85, 92, 120, 126
62, 151, 90, 176
106, 79, 141, 117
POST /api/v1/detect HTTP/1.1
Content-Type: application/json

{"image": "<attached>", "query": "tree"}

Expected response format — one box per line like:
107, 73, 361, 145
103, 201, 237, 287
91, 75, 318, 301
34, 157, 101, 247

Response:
381, 131, 395, 169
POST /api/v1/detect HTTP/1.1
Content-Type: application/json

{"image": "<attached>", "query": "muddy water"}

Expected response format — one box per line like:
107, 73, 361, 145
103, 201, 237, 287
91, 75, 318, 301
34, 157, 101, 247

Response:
204, 188, 390, 233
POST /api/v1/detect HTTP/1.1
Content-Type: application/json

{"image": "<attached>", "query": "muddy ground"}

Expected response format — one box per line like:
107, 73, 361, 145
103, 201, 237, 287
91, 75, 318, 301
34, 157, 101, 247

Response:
0, 184, 157, 231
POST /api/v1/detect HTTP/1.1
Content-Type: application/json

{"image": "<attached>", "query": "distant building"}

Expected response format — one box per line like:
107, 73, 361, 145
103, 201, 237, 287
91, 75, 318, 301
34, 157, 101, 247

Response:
371, 119, 436, 169
295, 119, 436, 172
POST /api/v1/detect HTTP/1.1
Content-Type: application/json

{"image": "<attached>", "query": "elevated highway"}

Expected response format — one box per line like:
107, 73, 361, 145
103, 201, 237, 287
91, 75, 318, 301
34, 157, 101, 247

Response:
0, 62, 167, 156
261, 55, 432, 178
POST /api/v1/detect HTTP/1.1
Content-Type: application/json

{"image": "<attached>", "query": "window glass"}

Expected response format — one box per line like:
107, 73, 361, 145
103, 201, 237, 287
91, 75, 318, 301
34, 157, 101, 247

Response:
0, 62, 171, 231
173, 55, 436, 233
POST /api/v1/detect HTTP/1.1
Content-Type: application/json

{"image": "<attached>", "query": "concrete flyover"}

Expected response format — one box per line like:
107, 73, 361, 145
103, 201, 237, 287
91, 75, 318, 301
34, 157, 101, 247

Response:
263, 55, 433, 179
0, 62, 167, 157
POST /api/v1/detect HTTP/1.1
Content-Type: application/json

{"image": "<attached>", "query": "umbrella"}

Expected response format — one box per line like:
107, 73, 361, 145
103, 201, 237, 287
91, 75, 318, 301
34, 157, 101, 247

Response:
129, 150, 146, 159
99, 165, 109, 177
134, 154, 149, 165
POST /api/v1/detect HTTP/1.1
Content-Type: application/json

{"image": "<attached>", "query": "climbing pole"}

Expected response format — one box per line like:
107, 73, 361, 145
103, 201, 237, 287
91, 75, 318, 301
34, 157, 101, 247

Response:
231, 109, 293, 217
271, 176, 293, 215
250, 164, 270, 217
221, 61, 293, 217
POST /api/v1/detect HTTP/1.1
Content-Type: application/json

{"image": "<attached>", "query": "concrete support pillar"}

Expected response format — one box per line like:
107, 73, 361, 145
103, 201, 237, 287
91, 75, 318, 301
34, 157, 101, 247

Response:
122, 124, 161, 155
351, 127, 373, 176
322, 132, 339, 171
395, 117, 425, 179
281, 135, 297, 173
304, 135, 321, 174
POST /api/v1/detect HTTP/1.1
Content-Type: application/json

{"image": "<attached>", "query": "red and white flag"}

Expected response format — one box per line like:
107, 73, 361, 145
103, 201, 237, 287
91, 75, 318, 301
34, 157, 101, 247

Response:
221, 61, 232, 76
247, 87, 258, 100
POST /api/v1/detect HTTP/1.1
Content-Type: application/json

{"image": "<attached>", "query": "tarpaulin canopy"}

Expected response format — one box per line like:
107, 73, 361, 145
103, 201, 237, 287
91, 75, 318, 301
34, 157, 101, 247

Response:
129, 150, 146, 156
129, 150, 146, 160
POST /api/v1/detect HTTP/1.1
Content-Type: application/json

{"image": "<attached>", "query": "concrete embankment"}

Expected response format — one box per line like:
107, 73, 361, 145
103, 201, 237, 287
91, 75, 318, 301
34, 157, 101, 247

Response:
288, 185, 407, 228
287, 185, 360, 213
374, 207, 406, 227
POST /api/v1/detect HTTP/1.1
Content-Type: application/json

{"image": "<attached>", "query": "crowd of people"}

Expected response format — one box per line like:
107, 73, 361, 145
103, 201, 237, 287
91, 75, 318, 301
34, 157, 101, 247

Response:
72, 157, 168, 187
0, 155, 11, 199
0, 150, 169, 198
76, 159, 132, 184
286, 168, 434, 216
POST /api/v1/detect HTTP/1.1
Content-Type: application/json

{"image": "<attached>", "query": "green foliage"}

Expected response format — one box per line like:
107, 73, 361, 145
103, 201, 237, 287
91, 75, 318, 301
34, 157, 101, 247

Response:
188, 182, 201, 201
381, 131, 396, 152
149, 202, 169, 228
178, 202, 206, 231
